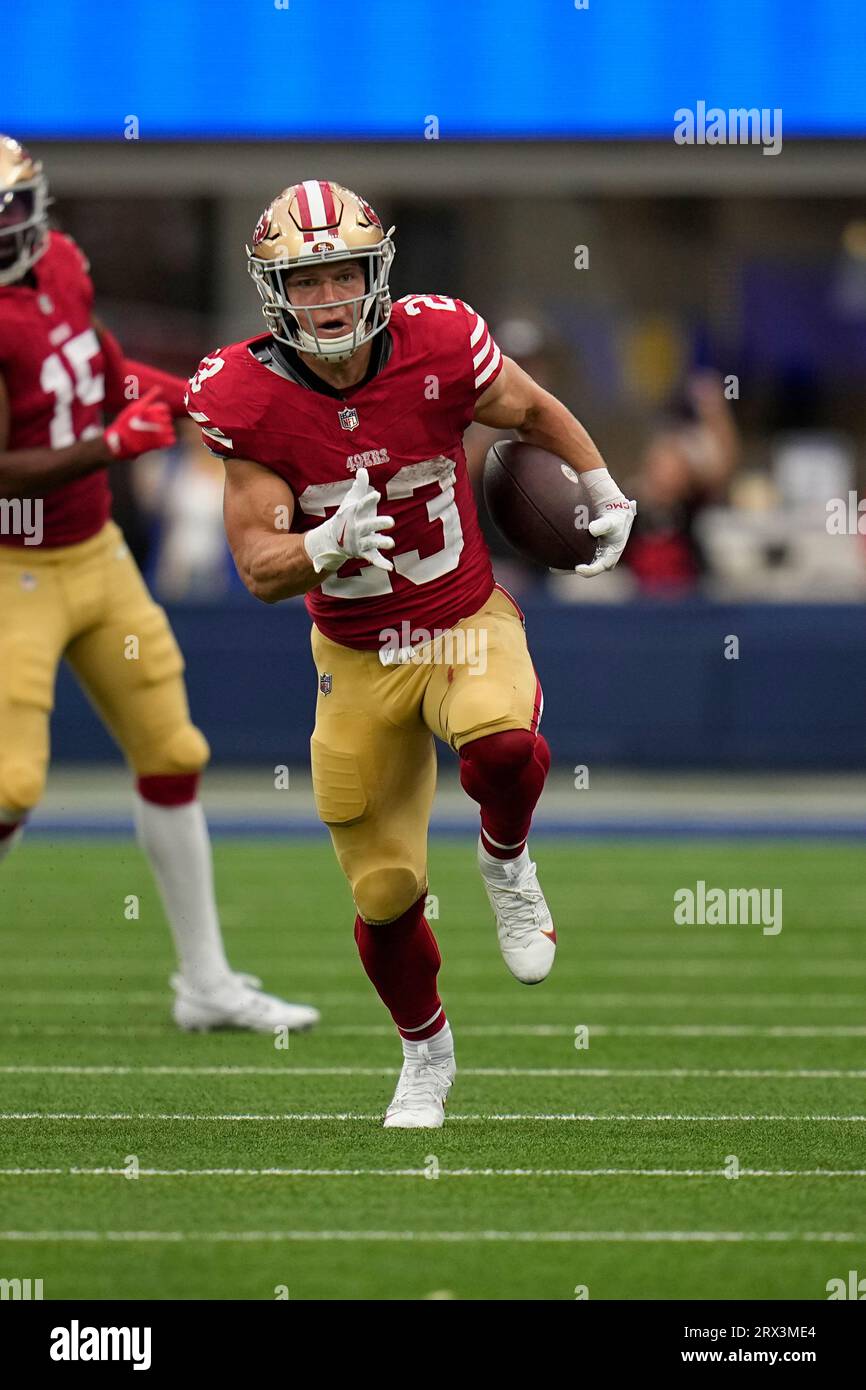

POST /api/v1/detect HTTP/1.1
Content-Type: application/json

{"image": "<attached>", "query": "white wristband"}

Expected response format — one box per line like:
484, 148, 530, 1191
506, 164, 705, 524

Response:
579, 467, 628, 511
303, 519, 341, 574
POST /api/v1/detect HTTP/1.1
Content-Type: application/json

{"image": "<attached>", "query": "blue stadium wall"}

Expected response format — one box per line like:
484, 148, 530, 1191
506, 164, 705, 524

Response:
51, 600, 866, 770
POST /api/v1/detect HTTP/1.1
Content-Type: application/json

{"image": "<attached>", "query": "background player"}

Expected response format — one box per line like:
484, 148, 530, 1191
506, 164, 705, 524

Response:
0, 136, 318, 1034
188, 180, 634, 1122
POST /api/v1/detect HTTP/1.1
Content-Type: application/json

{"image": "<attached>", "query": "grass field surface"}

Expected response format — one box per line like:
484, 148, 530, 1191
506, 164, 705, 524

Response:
1, 837, 864, 1300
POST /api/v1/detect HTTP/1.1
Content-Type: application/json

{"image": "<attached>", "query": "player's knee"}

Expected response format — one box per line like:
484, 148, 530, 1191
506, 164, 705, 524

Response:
460, 727, 539, 781
354, 865, 426, 924
0, 758, 46, 816
147, 723, 211, 776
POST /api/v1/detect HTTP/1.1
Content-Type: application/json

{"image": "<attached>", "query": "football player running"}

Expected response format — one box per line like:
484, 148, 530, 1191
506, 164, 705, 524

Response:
188, 180, 634, 1125
0, 137, 318, 1035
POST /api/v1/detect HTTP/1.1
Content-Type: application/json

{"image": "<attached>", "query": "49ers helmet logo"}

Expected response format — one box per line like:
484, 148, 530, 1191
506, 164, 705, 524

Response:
252, 209, 272, 246
358, 197, 381, 229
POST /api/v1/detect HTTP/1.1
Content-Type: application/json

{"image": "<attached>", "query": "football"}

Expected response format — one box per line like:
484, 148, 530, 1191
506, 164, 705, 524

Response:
482, 440, 599, 570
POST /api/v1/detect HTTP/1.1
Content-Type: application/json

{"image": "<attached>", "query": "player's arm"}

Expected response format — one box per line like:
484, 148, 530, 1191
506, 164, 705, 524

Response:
223, 456, 317, 603
474, 353, 608, 475
474, 354, 636, 577
0, 367, 110, 495
0, 372, 175, 499
223, 458, 395, 605
92, 315, 189, 418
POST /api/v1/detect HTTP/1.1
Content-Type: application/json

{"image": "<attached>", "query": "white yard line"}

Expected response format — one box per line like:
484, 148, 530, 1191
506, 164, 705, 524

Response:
1, 1023, 865, 1038
2, 1065, 865, 1079
0, 1165, 863, 1179
0, 1229, 862, 1244
2, 1111, 865, 1122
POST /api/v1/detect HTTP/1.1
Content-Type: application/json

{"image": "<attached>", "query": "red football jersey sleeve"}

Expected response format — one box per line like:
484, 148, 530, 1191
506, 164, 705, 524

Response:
0, 231, 110, 548
463, 303, 504, 401
187, 295, 499, 649
396, 294, 504, 418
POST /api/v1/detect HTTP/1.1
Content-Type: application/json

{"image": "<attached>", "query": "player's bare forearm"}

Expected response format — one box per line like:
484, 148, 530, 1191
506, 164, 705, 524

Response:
474, 355, 607, 475
0, 435, 112, 498
93, 315, 189, 420
516, 394, 607, 475
233, 530, 319, 604
223, 455, 319, 603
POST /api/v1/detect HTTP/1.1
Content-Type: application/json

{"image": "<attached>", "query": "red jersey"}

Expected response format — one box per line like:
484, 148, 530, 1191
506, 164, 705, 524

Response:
187, 296, 504, 649
0, 231, 110, 548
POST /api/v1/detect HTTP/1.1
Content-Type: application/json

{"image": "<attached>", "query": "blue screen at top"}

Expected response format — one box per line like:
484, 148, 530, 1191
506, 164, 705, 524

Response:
3, 0, 865, 139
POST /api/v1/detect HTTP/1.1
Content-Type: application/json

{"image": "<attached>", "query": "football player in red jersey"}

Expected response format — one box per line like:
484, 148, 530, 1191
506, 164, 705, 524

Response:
188, 179, 635, 1124
0, 137, 318, 1034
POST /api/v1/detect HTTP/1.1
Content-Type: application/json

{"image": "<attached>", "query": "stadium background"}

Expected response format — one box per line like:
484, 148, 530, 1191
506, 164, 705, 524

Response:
2, 0, 866, 1306
6, 0, 866, 826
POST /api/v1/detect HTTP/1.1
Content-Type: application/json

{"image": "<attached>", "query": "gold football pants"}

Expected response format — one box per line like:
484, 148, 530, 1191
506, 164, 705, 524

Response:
0, 520, 209, 817
309, 586, 542, 924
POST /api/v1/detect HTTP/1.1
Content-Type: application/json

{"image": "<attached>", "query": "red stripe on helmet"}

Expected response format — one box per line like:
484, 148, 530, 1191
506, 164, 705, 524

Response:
294, 182, 315, 241
319, 180, 337, 227
295, 182, 312, 226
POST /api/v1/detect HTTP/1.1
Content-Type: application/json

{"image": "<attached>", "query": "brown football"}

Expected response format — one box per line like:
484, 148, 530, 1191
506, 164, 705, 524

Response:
482, 440, 598, 570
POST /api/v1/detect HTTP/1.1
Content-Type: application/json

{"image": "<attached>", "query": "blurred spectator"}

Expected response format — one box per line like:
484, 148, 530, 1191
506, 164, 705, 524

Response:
135, 420, 234, 600
623, 371, 741, 595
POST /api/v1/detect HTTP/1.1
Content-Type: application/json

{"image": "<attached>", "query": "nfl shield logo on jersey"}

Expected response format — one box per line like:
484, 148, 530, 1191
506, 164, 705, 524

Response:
338, 407, 360, 431
320, 672, 333, 695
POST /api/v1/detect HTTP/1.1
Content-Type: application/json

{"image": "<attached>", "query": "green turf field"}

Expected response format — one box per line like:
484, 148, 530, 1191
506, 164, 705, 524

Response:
1, 837, 864, 1301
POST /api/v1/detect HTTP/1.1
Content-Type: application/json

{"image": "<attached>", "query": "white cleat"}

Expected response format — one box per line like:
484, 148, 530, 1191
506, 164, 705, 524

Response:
478, 839, 556, 984
171, 971, 320, 1034
383, 1043, 456, 1129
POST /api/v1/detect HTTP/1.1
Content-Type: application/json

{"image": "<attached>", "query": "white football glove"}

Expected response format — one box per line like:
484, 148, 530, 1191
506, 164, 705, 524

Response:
303, 467, 395, 574
574, 467, 637, 578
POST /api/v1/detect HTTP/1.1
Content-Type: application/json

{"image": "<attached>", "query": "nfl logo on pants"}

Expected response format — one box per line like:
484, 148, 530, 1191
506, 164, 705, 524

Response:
320, 673, 333, 695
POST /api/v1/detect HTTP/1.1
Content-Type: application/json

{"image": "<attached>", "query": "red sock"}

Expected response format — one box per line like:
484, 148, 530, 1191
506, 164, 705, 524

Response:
137, 772, 199, 807
459, 728, 551, 858
0, 820, 22, 841
354, 893, 446, 1040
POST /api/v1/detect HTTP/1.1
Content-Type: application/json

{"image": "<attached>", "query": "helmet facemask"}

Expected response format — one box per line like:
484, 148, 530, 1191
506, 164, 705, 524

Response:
247, 235, 395, 364
0, 174, 50, 286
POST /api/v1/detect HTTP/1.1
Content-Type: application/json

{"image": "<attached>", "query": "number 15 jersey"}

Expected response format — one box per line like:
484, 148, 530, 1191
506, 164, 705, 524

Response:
0, 231, 109, 548
186, 295, 503, 649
